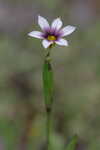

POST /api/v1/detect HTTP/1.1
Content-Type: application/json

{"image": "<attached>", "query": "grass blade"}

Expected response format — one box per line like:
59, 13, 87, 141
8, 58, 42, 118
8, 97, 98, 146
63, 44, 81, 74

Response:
65, 135, 78, 150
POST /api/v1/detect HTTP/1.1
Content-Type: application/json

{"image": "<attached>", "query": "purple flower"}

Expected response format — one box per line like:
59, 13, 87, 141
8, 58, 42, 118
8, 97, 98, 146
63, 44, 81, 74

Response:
28, 16, 76, 49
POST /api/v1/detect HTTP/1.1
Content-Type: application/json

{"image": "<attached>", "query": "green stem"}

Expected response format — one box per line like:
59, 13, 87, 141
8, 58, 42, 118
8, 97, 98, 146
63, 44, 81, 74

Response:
46, 109, 52, 150
43, 46, 54, 150
45, 51, 52, 150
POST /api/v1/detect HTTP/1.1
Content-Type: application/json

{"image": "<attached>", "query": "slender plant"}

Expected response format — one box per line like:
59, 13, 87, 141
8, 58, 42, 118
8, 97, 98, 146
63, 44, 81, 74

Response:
28, 15, 76, 150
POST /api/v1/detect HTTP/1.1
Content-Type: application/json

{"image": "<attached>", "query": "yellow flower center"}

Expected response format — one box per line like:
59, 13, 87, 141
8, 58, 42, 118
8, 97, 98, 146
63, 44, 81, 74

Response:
47, 35, 56, 41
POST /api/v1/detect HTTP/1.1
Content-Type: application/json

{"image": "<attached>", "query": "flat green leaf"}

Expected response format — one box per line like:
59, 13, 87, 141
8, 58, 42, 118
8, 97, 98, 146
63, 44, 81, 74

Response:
65, 135, 78, 150
43, 60, 53, 107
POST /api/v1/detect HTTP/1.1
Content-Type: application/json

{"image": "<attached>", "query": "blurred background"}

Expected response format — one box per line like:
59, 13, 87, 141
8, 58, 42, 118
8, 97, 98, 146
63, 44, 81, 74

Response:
0, 0, 100, 150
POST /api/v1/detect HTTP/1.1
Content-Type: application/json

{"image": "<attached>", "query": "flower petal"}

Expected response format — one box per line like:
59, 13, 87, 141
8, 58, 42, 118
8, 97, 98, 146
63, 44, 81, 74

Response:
42, 40, 53, 49
51, 18, 63, 30
28, 31, 44, 39
60, 25, 76, 37
38, 16, 50, 31
55, 38, 68, 46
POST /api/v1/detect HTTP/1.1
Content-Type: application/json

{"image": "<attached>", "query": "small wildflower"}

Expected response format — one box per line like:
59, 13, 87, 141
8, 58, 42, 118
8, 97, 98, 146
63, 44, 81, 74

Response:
28, 16, 76, 49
